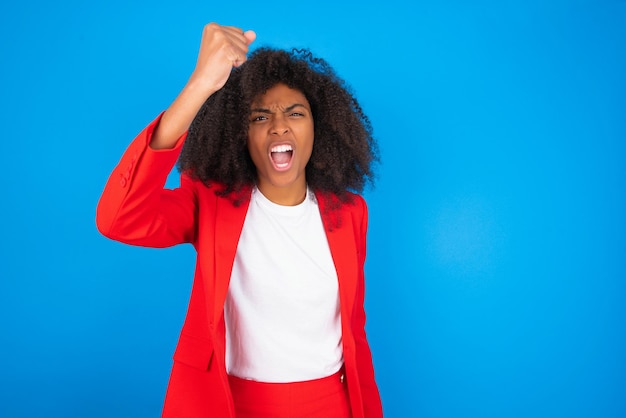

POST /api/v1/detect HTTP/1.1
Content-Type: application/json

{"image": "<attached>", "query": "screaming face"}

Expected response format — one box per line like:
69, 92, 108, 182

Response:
247, 83, 314, 206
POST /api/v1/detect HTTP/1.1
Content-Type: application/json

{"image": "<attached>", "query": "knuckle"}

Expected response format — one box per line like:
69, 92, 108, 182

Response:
204, 22, 221, 36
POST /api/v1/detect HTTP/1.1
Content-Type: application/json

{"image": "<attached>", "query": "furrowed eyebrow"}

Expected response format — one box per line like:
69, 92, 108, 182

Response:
250, 103, 309, 114
250, 107, 272, 114
284, 103, 308, 112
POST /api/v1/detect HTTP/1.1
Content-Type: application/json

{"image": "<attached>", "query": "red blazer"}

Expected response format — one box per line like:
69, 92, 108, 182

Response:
96, 115, 383, 418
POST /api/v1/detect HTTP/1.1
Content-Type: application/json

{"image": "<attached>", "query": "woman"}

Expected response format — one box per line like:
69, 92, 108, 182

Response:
96, 22, 383, 418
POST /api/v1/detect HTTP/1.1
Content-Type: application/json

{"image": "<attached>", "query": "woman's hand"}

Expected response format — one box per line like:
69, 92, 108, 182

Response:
150, 23, 256, 150
189, 23, 256, 94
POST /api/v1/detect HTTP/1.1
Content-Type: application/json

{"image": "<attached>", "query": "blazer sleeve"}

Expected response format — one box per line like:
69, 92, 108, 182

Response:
353, 196, 384, 417
96, 114, 197, 248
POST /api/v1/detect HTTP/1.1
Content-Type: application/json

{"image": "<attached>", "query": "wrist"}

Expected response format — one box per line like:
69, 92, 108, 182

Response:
185, 73, 222, 99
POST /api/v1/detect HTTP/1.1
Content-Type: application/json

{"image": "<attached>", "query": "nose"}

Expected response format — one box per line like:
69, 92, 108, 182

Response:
270, 114, 289, 136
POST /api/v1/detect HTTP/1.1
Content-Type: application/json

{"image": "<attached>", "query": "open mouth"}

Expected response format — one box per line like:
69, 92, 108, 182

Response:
270, 144, 294, 170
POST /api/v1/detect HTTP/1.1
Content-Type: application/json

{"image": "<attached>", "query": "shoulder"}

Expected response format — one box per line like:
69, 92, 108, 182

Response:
316, 190, 368, 209
315, 190, 368, 231
180, 174, 252, 207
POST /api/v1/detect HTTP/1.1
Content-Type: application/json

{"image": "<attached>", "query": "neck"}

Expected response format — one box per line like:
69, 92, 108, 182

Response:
256, 181, 307, 206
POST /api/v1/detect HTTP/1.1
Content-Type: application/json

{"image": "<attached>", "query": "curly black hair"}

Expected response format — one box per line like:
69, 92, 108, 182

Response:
177, 47, 379, 204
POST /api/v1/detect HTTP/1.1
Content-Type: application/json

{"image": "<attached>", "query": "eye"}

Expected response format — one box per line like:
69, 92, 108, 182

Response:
251, 115, 268, 122
289, 111, 305, 117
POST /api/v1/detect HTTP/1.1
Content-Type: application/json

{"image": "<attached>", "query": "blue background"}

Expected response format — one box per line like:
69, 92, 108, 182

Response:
1, 1, 625, 417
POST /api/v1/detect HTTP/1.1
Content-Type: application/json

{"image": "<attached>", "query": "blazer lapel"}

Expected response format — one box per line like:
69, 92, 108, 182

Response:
318, 193, 358, 321
213, 192, 251, 324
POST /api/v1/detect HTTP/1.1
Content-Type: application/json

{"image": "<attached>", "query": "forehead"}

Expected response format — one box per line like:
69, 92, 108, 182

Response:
252, 83, 310, 108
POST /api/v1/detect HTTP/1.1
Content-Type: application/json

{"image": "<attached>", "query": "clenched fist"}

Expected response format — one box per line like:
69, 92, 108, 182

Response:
189, 23, 257, 95
150, 23, 256, 150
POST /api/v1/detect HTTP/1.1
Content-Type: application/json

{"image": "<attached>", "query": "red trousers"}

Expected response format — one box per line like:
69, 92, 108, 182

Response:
228, 369, 352, 418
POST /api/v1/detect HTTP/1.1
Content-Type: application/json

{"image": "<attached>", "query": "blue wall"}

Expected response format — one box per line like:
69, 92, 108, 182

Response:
1, 1, 624, 417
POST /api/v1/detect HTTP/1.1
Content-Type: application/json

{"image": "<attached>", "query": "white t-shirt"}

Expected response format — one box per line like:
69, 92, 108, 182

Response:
224, 187, 343, 382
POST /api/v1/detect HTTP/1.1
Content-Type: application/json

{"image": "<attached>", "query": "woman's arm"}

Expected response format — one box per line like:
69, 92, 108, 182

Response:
95, 115, 196, 247
353, 196, 384, 417
96, 23, 255, 246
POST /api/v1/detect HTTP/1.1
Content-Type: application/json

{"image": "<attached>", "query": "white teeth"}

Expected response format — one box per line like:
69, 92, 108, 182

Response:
271, 144, 293, 153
